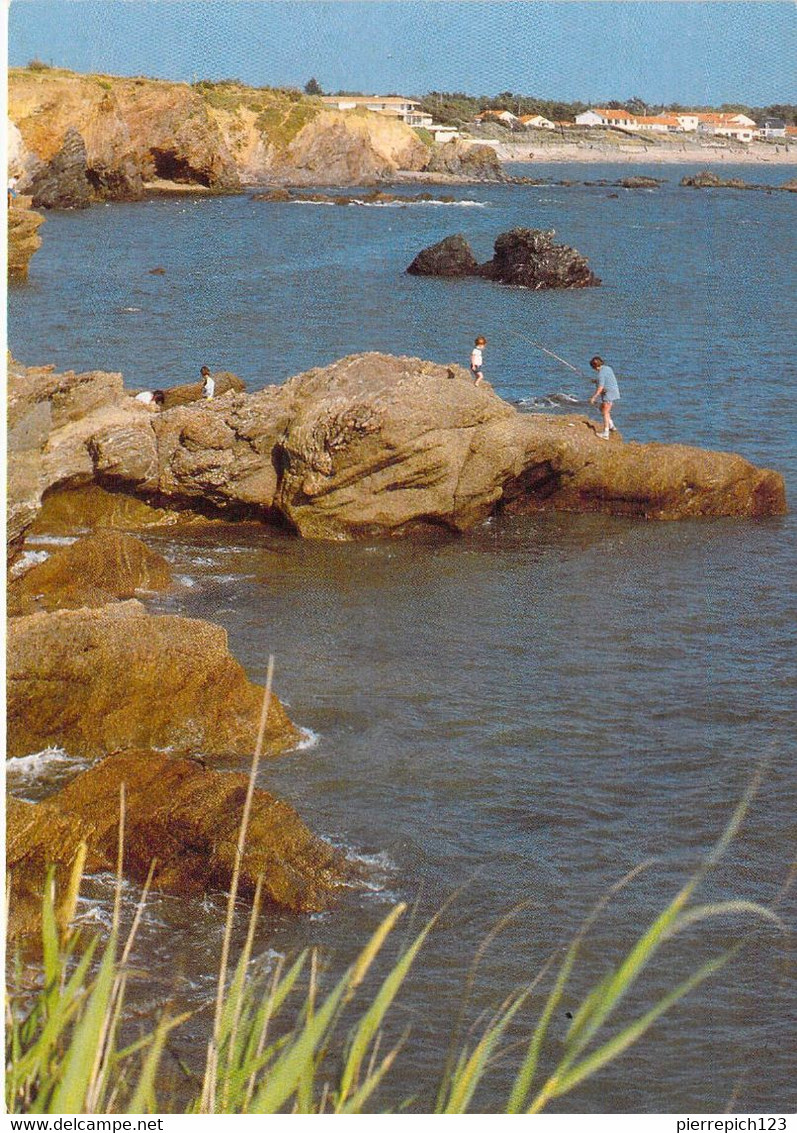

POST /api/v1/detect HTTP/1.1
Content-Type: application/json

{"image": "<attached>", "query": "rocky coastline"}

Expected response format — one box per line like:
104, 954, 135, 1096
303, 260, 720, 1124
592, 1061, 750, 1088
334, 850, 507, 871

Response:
5, 347, 788, 936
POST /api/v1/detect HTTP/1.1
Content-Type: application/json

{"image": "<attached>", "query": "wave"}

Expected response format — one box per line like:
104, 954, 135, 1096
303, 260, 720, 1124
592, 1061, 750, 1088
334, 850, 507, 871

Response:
517, 391, 582, 409
6, 746, 86, 783
293, 726, 320, 752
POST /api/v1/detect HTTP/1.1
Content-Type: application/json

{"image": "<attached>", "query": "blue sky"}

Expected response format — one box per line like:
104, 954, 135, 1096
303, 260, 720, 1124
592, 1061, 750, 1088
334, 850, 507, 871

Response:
7, 1, 796, 106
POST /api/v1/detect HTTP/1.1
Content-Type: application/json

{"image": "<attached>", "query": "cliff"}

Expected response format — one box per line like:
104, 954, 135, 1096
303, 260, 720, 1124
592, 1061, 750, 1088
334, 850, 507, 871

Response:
7, 67, 479, 201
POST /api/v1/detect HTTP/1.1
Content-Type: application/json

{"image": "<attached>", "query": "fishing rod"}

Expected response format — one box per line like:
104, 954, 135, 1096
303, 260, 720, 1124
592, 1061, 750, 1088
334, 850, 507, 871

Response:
501, 324, 589, 378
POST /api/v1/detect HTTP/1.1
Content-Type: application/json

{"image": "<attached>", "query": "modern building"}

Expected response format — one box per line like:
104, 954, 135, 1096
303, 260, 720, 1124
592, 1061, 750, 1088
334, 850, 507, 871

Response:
475, 109, 522, 126
696, 113, 756, 142
320, 95, 433, 128
574, 108, 637, 129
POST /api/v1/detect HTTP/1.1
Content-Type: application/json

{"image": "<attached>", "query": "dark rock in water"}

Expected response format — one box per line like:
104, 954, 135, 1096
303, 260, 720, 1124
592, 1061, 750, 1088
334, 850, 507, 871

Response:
149, 265, 167, 275
408, 228, 599, 289
406, 233, 482, 277
681, 169, 724, 188
782, 178, 797, 193
607, 192, 620, 199
619, 176, 662, 188
252, 187, 293, 202
480, 228, 600, 289
28, 127, 93, 209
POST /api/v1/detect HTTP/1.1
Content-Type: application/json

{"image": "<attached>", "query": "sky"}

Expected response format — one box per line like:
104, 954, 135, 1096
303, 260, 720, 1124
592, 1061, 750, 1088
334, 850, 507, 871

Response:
6, 1, 796, 107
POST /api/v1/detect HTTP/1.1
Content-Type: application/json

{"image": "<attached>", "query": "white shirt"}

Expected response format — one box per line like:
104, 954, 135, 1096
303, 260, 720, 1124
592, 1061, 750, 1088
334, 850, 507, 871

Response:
471, 347, 483, 369
202, 375, 215, 399
135, 390, 155, 404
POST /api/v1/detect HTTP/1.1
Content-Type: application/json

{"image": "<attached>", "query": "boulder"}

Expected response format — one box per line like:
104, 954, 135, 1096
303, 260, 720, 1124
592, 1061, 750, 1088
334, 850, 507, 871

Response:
7, 600, 299, 759
160, 370, 246, 409
28, 126, 94, 209
423, 139, 505, 181
7, 530, 172, 615
29, 483, 217, 537
406, 233, 482, 277
480, 228, 600, 289
7, 196, 45, 282
7, 751, 354, 935
406, 228, 599, 289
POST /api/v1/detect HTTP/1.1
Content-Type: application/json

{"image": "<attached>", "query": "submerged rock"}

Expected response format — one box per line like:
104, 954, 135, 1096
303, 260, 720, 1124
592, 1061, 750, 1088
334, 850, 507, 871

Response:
7, 751, 354, 935
7, 530, 172, 615
7, 600, 299, 759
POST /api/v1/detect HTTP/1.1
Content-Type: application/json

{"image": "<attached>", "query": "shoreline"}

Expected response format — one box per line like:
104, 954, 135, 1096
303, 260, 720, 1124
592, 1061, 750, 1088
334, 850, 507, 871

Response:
490, 140, 797, 166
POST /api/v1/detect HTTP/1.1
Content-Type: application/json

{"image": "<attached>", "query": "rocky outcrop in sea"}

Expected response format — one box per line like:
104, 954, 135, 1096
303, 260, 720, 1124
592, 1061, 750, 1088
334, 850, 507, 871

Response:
7, 351, 786, 554
407, 228, 600, 289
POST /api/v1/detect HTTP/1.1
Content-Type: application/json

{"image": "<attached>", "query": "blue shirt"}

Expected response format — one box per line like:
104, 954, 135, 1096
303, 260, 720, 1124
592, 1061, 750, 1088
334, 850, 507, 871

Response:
597, 364, 620, 401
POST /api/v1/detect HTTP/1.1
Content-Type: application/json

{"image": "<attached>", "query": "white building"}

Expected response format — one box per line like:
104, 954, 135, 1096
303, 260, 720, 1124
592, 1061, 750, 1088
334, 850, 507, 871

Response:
520, 114, 556, 130
320, 95, 432, 128
574, 108, 637, 129
759, 118, 787, 138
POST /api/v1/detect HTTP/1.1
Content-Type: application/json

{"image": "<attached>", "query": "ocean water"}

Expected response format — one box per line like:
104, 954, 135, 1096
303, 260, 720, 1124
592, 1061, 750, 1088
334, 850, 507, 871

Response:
7, 164, 796, 1113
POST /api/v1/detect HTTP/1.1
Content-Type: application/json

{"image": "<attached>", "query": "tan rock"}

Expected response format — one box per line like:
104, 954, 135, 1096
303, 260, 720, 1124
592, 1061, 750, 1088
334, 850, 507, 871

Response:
7, 530, 172, 615
29, 484, 216, 536
7, 601, 299, 759
7, 196, 44, 282
7, 752, 353, 936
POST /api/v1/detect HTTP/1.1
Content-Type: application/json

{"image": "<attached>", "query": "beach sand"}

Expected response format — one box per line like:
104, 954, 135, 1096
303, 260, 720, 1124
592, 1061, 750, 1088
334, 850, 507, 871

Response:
491, 140, 797, 166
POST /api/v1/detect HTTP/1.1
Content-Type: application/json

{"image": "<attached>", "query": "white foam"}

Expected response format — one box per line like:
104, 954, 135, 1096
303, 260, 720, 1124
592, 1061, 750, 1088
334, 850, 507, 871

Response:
293, 726, 320, 752
6, 746, 84, 782
26, 535, 78, 547
176, 575, 197, 587
10, 550, 49, 578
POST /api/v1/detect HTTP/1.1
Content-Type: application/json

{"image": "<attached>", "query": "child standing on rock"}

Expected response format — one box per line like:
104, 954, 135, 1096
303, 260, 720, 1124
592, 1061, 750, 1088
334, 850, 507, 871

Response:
471, 336, 487, 385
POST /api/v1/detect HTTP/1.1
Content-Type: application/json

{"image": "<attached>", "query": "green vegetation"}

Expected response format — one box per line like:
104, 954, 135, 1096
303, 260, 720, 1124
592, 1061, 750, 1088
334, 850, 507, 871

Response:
417, 89, 797, 126
412, 127, 434, 146
6, 747, 779, 1114
27, 58, 53, 71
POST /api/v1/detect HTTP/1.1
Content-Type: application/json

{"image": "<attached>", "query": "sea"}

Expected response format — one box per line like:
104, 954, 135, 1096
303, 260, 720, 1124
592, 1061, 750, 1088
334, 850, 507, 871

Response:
7, 163, 796, 1114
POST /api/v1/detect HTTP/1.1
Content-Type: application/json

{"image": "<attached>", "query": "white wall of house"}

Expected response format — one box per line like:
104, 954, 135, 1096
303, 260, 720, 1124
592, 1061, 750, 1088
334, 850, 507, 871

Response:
575, 110, 604, 127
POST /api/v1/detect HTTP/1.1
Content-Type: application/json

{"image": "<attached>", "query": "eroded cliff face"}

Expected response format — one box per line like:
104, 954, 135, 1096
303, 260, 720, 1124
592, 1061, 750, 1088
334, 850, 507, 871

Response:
8, 68, 436, 200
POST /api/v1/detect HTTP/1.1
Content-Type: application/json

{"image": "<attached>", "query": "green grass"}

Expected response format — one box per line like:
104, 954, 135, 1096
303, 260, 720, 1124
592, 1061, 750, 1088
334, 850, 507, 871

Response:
5, 677, 783, 1113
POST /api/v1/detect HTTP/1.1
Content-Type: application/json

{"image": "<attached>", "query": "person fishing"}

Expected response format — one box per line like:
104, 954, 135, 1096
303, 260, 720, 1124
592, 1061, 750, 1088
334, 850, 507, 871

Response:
589, 355, 620, 439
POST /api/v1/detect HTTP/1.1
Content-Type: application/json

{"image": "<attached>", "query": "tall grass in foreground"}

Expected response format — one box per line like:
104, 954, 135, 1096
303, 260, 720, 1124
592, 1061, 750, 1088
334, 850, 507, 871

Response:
6, 670, 784, 1113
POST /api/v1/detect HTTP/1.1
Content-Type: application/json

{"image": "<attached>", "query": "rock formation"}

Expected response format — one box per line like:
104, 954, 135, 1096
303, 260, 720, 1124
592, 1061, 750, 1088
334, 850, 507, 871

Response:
7, 600, 298, 759
7, 353, 787, 552
422, 139, 506, 181
7, 530, 172, 615
407, 228, 600, 289
7, 195, 45, 282
28, 126, 93, 208
680, 169, 796, 192
406, 233, 482, 277
7, 751, 354, 935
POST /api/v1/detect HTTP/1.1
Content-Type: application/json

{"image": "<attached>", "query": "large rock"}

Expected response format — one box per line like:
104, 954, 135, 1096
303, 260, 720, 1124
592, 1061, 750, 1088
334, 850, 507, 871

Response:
406, 228, 600, 289
7, 601, 299, 759
28, 127, 94, 209
160, 370, 246, 409
406, 233, 482, 277
423, 139, 505, 181
482, 228, 600, 289
7, 196, 44, 282
7, 752, 353, 935
7, 354, 787, 548
7, 530, 172, 615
